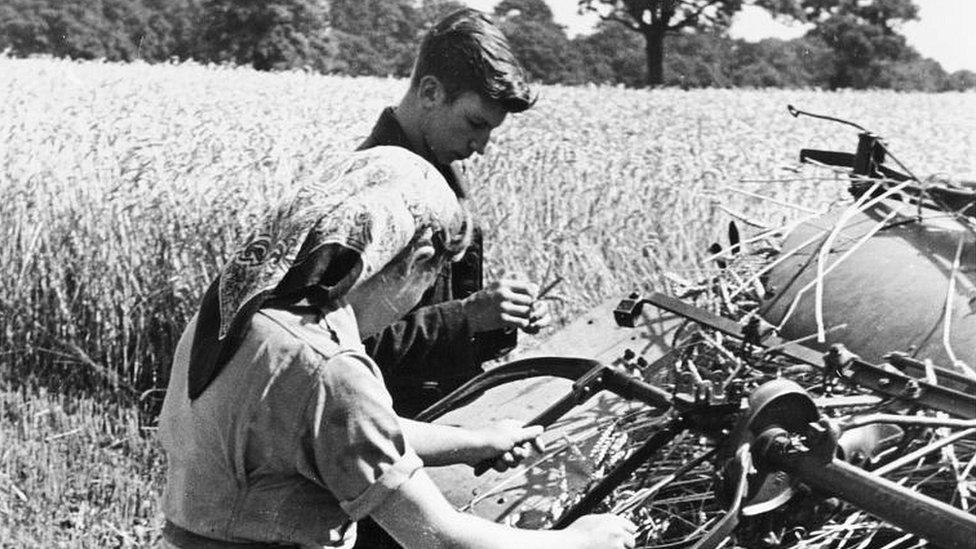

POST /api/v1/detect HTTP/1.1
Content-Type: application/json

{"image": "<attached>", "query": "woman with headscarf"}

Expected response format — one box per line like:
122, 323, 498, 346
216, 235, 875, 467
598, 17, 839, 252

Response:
158, 146, 636, 548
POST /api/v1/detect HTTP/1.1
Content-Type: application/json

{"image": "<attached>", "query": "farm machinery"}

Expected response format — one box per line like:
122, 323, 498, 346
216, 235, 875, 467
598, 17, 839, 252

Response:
424, 107, 976, 548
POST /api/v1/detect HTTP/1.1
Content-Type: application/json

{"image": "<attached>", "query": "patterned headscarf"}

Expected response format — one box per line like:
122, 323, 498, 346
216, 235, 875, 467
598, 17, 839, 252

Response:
187, 146, 469, 400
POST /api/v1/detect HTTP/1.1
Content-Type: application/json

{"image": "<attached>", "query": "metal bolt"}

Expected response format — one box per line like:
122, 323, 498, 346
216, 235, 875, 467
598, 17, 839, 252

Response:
904, 379, 922, 399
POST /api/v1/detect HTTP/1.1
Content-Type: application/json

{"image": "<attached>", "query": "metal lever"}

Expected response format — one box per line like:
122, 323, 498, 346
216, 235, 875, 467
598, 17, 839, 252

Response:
825, 345, 976, 419
691, 444, 752, 549
473, 363, 674, 475
757, 424, 976, 549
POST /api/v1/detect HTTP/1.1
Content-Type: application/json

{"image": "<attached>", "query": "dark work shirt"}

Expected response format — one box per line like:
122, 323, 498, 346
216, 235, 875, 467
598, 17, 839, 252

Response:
357, 107, 515, 418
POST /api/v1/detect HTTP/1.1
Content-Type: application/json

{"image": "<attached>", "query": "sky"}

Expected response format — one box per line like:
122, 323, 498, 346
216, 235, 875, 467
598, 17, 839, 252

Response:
464, 0, 976, 73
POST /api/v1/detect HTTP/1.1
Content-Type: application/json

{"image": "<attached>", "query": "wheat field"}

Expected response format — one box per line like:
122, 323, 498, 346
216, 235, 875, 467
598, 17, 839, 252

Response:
1, 55, 974, 545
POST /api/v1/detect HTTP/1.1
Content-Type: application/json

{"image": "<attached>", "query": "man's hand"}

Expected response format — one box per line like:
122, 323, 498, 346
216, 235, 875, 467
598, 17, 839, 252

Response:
461, 279, 552, 334
470, 419, 544, 472
522, 298, 551, 335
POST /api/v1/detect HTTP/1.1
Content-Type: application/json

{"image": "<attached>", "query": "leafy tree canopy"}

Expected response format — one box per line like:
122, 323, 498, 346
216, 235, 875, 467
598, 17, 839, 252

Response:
493, 0, 580, 84
329, 0, 419, 76
578, 0, 794, 86
0, 0, 967, 91
199, 0, 330, 71
802, 0, 921, 88
0, 0, 200, 62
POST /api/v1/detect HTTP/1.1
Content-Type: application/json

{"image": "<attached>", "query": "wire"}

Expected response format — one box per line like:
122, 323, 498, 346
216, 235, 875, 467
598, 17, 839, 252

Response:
787, 104, 868, 132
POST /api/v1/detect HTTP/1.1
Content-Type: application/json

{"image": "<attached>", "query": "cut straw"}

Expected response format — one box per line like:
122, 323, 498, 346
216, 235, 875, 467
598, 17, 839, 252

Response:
777, 199, 907, 335
873, 427, 976, 477
724, 185, 826, 214
942, 235, 975, 379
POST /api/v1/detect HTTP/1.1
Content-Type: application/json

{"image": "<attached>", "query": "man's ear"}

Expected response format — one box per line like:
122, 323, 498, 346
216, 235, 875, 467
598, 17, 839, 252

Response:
417, 75, 446, 108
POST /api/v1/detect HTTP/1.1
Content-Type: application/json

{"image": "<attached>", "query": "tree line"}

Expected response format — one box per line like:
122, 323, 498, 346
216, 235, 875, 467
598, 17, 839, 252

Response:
1, 0, 972, 91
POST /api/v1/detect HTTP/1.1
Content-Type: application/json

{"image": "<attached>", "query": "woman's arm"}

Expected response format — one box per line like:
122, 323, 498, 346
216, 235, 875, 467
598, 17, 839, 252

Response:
371, 468, 636, 549
398, 417, 541, 468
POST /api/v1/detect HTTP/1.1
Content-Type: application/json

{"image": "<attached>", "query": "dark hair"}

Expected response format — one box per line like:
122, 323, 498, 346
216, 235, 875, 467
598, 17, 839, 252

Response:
410, 8, 536, 113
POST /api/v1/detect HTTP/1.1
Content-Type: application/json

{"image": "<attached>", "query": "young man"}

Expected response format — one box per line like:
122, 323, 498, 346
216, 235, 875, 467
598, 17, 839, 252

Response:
359, 8, 551, 419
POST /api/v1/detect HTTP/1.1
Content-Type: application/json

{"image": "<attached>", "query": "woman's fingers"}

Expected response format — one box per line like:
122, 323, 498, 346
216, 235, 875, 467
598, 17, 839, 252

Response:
482, 422, 546, 471
517, 424, 544, 442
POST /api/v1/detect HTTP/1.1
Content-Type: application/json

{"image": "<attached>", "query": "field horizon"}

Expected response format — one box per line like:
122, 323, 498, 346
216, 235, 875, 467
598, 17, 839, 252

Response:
2, 55, 974, 545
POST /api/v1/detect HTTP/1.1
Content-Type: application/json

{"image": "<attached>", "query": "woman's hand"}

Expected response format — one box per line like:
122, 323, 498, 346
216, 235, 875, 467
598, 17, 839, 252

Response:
564, 514, 638, 549
470, 419, 544, 471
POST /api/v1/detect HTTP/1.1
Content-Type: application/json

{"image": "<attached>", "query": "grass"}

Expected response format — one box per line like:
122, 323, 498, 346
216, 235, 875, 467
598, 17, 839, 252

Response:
1, 55, 974, 545
0, 385, 163, 546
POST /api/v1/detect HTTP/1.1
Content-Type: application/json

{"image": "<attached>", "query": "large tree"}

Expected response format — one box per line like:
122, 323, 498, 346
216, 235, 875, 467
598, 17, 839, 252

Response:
199, 0, 331, 71
577, 0, 923, 88
329, 0, 419, 77
577, 0, 784, 87
0, 0, 201, 62
729, 36, 833, 88
572, 20, 647, 87
493, 0, 580, 84
944, 70, 976, 92
802, 0, 920, 88
140, 0, 203, 61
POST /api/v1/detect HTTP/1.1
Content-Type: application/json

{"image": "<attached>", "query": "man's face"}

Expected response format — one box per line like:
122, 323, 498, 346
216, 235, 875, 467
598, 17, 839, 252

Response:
421, 84, 508, 164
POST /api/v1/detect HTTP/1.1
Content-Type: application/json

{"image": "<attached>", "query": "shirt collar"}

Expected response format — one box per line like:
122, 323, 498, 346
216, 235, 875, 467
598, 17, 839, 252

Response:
359, 107, 468, 199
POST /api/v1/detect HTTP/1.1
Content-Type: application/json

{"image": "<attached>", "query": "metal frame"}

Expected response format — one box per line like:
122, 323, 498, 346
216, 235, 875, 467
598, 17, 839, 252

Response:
419, 292, 976, 549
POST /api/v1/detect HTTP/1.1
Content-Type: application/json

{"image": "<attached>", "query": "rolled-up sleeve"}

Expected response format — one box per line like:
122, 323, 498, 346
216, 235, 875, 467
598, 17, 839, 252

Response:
298, 352, 423, 521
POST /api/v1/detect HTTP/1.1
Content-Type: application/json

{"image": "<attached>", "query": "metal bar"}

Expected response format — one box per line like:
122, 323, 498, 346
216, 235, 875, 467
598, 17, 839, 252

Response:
602, 368, 677, 410
873, 427, 976, 477
644, 292, 824, 367
690, 445, 750, 549
770, 453, 976, 549
831, 353, 976, 419
886, 353, 976, 395
841, 414, 976, 430
473, 366, 678, 475
552, 418, 688, 529
854, 132, 882, 179
787, 104, 868, 132
415, 357, 602, 422
799, 149, 855, 168
645, 294, 976, 418
814, 394, 884, 408
471, 369, 606, 476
